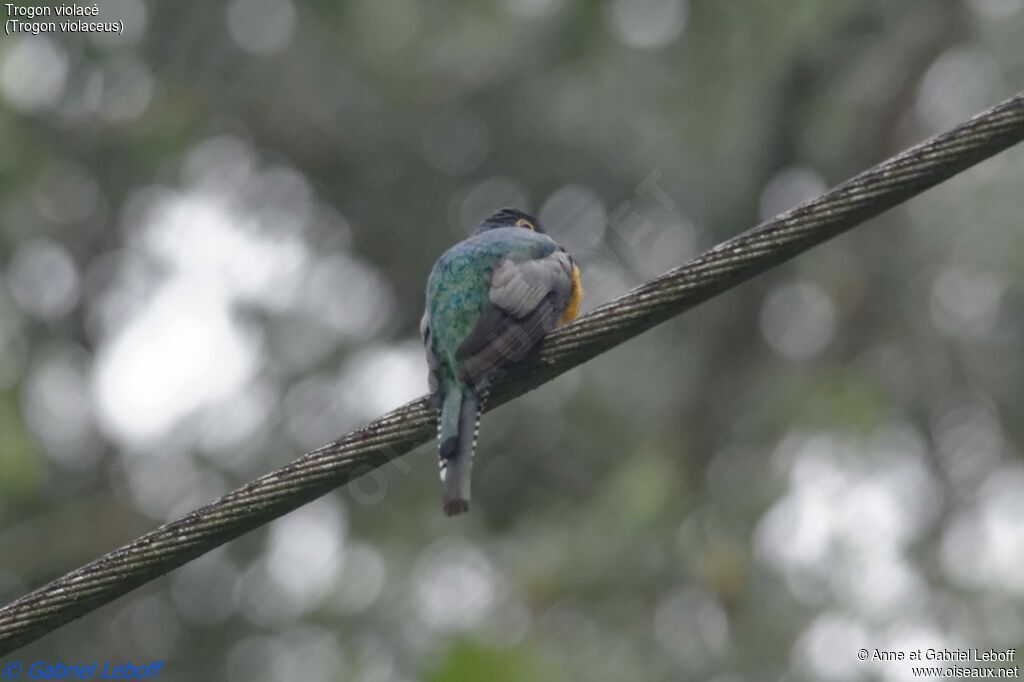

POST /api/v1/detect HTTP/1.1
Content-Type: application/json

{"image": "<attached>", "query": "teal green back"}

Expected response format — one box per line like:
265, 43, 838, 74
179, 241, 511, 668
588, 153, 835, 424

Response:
426, 227, 556, 381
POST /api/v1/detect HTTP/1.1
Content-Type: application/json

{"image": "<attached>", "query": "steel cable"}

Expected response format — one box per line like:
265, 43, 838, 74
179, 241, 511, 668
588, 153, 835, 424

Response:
0, 92, 1022, 654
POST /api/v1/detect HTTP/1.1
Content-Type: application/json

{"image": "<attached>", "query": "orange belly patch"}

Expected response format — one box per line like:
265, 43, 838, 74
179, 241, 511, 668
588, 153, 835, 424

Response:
559, 265, 583, 325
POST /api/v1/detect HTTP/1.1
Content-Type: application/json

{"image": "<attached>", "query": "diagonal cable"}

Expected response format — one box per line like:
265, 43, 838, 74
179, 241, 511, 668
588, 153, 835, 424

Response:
0, 92, 1022, 655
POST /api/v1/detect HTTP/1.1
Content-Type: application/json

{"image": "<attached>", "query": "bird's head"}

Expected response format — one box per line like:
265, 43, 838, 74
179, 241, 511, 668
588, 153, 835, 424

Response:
474, 208, 545, 235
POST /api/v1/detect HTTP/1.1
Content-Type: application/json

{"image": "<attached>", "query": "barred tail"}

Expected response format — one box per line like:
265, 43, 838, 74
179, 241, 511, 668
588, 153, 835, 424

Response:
437, 383, 484, 516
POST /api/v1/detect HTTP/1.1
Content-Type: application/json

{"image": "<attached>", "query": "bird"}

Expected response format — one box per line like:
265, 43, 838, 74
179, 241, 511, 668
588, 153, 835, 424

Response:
421, 208, 582, 516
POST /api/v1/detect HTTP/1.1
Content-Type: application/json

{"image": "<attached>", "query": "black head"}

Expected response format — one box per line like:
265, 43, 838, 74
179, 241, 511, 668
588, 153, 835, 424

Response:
474, 208, 545, 234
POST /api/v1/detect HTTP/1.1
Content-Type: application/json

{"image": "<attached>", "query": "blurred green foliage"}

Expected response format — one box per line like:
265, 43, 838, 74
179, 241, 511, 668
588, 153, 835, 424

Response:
0, 0, 1023, 680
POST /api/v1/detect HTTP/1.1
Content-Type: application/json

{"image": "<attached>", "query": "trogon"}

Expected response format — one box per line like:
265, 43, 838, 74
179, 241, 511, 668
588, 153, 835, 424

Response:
421, 208, 582, 516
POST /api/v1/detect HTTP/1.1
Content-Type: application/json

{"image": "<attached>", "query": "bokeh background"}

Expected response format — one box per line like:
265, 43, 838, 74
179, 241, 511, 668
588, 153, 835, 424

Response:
1, 0, 1024, 679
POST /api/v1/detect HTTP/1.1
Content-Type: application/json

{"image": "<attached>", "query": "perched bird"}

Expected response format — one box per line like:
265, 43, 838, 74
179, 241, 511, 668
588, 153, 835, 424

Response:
421, 208, 582, 516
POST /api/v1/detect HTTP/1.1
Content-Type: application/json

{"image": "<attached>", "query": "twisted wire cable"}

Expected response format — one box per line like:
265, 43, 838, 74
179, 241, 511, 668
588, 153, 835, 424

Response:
0, 92, 1022, 655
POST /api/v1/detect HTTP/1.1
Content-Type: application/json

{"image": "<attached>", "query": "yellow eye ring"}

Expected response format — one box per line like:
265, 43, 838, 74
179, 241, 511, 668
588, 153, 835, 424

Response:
515, 218, 535, 230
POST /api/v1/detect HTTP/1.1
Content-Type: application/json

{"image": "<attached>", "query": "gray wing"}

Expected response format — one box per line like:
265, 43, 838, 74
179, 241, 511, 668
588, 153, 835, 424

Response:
456, 250, 574, 389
